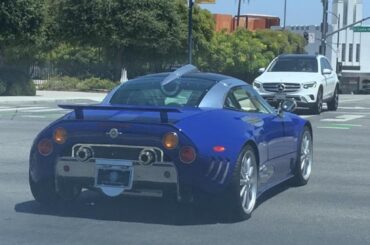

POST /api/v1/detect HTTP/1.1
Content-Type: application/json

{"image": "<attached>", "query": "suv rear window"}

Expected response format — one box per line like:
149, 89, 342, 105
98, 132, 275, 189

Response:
110, 76, 216, 107
268, 57, 318, 73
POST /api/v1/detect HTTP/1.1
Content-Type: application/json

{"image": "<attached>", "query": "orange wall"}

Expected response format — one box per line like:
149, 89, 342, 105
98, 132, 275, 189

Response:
214, 14, 280, 32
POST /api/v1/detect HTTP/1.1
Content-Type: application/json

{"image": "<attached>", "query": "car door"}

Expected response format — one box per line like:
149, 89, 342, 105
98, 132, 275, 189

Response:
224, 86, 293, 187
323, 58, 336, 97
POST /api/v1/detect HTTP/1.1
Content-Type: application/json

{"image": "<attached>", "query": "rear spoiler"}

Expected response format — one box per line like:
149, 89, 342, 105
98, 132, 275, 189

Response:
58, 104, 181, 123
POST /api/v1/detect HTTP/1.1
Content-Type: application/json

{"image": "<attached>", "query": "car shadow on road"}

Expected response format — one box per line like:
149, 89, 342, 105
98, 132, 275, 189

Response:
15, 181, 294, 226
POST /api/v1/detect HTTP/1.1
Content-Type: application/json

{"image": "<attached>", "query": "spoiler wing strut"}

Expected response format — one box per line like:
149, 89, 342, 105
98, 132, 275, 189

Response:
58, 104, 181, 123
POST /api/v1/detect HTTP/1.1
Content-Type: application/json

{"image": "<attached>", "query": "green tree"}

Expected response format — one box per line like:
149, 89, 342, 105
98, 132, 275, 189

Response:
0, 0, 45, 65
51, 0, 189, 78
204, 29, 269, 82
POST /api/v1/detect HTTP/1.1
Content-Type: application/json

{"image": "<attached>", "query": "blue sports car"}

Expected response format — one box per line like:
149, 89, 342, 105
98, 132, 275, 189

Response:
29, 65, 313, 220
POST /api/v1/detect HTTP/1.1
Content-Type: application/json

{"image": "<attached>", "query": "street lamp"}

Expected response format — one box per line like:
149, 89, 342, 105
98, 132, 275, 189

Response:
327, 11, 341, 73
320, 0, 329, 55
283, 0, 287, 29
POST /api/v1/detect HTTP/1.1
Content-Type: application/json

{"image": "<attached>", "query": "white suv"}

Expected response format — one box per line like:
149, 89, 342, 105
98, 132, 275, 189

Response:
253, 54, 339, 114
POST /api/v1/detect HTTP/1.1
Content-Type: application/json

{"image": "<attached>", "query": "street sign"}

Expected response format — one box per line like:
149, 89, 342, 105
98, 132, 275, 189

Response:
195, 0, 216, 3
308, 33, 315, 44
352, 26, 370, 32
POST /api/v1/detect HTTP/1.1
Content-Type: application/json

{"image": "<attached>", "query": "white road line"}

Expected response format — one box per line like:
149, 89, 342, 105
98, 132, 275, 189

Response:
27, 108, 67, 112
317, 126, 350, 130
21, 115, 46, 118
321, 115, 364, 122
338, 106, 370, 110
340, 98, 368, 103
300, 115, 312, 119
0, 107, 47, 112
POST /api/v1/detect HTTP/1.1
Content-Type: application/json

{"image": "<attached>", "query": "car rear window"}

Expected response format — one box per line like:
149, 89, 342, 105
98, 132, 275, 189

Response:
110, 76, 216, 107
268, 57, 318, 73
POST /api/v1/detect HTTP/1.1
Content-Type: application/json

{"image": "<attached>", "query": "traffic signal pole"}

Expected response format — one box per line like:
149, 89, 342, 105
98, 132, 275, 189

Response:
188, 0, 194, 64
320, 0, 329, 55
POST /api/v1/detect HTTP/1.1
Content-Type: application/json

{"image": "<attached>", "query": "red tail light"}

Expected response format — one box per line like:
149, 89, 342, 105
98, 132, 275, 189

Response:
38, 138, 53, 156
179, 146, 196, 164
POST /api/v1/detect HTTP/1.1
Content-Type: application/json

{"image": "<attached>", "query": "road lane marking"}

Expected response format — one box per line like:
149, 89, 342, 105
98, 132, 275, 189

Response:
318, 126, 350, 130
21, 115, 46, 118
0, 107, 47, 112
321, 115, 364, 122
26, 108, 67, 112
340, 98, 368, 103
329, 123, 362, 127
338, 106, 370, 110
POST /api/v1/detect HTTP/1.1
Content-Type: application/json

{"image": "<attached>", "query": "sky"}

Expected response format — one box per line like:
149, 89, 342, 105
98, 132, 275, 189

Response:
200, 0, 370, 26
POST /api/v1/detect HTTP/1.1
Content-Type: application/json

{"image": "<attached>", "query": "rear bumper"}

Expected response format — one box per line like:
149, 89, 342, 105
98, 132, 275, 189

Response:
56, 157, 180, 199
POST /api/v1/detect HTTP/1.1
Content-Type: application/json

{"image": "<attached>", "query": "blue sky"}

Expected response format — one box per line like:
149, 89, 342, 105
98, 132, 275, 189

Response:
200, 0, 370, 26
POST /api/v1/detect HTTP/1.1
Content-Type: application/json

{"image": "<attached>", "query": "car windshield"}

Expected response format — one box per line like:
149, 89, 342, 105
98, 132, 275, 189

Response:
268, 57, 318, 73
109, 76, 216, 107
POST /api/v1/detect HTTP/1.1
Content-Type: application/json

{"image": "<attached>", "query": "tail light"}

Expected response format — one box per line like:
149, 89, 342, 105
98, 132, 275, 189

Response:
179, 146, 196, 164
163, 132, 178, 150
38, 138, 53, 156
53, 127, 67, 144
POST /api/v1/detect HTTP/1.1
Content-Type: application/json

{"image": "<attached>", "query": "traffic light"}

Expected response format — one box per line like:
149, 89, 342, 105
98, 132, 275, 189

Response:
303, 31, 309, 41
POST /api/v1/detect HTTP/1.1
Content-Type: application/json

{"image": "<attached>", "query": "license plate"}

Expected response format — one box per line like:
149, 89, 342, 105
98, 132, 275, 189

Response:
95, 159, 133, 189
274, 93, 287, 101
97, 169, 131, 187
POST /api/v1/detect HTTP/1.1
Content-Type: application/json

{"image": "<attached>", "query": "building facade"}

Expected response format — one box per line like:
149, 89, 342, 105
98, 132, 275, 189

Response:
214, 14, 280, 32
286, 0, 369, 93
333, 0, 370, 93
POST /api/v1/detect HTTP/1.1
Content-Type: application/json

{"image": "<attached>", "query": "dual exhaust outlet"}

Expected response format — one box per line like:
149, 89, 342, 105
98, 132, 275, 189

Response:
75, 146, 156, 165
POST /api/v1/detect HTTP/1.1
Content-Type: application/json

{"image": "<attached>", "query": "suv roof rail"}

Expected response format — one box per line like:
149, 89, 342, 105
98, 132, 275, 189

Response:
161, 64, 198, 86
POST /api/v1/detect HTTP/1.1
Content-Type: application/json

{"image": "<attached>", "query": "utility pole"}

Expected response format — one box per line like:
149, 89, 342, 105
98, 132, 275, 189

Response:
320, 0, 329, 55
283, 0, 287, 29
237, 0, 242, 28
188, 0, 194, 64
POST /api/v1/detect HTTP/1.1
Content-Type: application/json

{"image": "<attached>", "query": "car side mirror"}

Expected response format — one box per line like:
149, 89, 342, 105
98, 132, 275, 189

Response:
278, 99, 297, 116
322, 68, 332, 75
258, 68, 266, 74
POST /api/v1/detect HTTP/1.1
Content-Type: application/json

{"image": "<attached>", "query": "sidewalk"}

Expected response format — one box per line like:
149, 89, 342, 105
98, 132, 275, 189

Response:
0, 90, 107, 104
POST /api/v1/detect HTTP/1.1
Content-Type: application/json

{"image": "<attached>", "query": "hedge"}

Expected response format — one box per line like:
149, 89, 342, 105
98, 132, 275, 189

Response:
39, 76, 118, 92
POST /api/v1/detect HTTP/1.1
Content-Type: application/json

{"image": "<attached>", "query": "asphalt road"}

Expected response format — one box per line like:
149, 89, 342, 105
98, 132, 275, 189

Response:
0, 95, 369, 245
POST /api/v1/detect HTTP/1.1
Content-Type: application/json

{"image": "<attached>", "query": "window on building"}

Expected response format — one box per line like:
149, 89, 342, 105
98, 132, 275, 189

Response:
342, 44, 346, 62
343, 1, 348, 26
356, 44, 360, 62
349, 44, 353, 62
353, 5, 357, 23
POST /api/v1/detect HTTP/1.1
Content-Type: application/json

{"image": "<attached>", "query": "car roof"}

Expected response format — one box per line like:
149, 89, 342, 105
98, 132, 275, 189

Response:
138, 71, 234, 83
278, 54, 318, 59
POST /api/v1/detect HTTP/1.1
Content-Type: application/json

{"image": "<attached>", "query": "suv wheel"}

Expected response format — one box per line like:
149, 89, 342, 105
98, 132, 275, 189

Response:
327, 86, 339, 111
310, 89, 323, 115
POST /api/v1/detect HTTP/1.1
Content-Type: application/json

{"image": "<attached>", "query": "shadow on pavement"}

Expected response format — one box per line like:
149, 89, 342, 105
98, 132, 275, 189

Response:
15, 181, 294, 226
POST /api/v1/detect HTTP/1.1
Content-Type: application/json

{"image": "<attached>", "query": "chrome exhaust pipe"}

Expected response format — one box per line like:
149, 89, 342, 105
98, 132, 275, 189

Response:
76, 146, 94, 162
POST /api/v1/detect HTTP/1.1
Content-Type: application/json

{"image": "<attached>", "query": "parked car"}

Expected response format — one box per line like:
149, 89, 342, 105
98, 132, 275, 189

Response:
29, 65, 313, 221
253, 54, 340, 114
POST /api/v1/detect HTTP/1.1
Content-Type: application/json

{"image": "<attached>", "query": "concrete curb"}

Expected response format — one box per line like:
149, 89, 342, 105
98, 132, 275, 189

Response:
0, 90, 107, 105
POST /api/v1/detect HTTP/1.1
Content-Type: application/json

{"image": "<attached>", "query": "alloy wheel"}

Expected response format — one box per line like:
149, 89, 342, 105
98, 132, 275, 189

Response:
240, 151, 258, 214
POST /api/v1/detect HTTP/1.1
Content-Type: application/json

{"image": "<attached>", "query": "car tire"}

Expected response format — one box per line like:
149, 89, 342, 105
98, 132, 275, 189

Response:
29, 173, 59, 206
218, 145, 258, 221
310, 89, 323, 115
327, 86, 339, 111
292, 126, 313, 186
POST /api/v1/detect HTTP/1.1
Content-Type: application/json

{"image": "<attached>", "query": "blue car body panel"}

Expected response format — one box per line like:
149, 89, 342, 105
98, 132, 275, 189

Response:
30, 71, 310, 199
